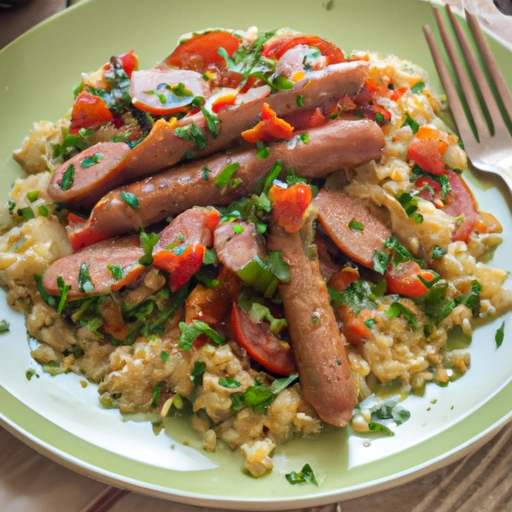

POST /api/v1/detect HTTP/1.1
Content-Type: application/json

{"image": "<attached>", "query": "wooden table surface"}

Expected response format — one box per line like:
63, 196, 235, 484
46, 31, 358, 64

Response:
1, 1, 511, 511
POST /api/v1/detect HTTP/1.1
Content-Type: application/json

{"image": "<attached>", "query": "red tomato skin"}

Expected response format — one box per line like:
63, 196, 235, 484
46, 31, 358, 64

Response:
385, 261, 434, 298
231, 304, 297, 376
70, 91, 113, 133
406, 138, 446, 176
103, 49, 139, 78
262, 35, 345, 65
164, 31, 241, 71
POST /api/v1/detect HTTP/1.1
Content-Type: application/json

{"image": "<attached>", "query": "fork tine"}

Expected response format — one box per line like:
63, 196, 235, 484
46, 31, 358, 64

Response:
432, 6, 490, 141
446, 5, 509, 135
423, 25, 477, 146
466, 8, 512, 123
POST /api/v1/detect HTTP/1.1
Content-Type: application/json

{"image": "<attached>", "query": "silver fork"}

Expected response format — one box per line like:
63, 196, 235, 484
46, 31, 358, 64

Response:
423, 5, 512, 191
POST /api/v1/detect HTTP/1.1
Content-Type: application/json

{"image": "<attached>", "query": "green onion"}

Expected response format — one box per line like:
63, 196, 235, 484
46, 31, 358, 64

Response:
214, 162, 240, 188
161, 351, 169, 362
372, 250, 390, 275
27, 191, 40, 202
256, 141, 270, 159
411, 81, 426, 94
60, 164, 75, 191
38, 205, 49, 217
403, 113, 420, 134
296, 95, 304, 107
78, 263, 95, 294
80, 153, 103, 168
33, 274, 56, 307
299, 132, 310, 144
349, 220, 364, 231
107, 264, 125, 281
263, 160, 284, 194
56, 276, 71, 314
233, 224, 244, 234
191, 361, 206, 386
178, 320, 225, 351
219, 377, 241, 389
17, 207, 34, 220
285, 464, 318, 486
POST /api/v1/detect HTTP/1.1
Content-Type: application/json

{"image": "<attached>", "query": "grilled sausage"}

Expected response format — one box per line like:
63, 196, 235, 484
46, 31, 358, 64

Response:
48, 61, 369, 209
316, 189, 391, 269
267, 219, 357, 427
69, 118, 385, 246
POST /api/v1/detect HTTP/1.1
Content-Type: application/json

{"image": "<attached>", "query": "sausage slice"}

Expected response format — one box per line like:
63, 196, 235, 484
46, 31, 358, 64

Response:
316, 189, 391, 269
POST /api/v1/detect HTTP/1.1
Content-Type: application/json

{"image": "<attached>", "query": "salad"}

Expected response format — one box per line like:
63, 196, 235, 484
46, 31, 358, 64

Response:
1, 27, 510, 478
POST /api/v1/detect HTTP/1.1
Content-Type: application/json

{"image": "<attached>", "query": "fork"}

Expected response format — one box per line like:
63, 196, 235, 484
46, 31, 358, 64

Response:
423, 5, 512, 191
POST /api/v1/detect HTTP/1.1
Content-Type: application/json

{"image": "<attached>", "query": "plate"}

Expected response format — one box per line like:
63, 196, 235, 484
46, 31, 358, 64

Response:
1, 0, 511, 509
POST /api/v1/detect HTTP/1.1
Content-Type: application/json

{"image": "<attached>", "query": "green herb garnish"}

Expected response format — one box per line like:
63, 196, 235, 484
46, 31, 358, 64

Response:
285, 464, 318, 486
219, 377, 241, 389
78, 263, 95, 293
107, 264, 125, 281
495, 321, 505, 349
178, 320, 225, 351
60, 164, 75, 191
139, 230, 159, 266
214, 162, 240, 188
81, 152, 103, 168
191, 361, 206, 386
120, 191, 139, 211
348, 220, 364, 231
296, 95, 304, 107
411, 81, 426, 94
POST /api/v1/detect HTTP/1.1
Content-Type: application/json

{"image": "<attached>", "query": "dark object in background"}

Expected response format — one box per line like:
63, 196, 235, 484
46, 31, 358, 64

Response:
494, 0, 512, 15
0, 0, 31, 8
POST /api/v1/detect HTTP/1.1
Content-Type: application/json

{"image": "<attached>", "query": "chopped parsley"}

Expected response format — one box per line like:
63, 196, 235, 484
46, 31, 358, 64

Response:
396, 192, 423, 224
139, 230, 159, 266
175, 123, 207, 151
151, 382, 162, 407
372, 250, 390, 275
77, 263, 95, 294
263, 160, 284, 194
60, 164, 75, 191
329, 280, 377, 314
386, 301, 417, 328
296, 95, 305, 107
495, 321, 505, 349
364, 318, 376, 328
214, 162, 240, 188
160, 351, 169, 362
403, 113, 420, 134
239, 384, 275, 414
178, 320, 225, 351
80, 153, 103, 168
266, 251, 290, 283
192, 96, 220, 138
202, 248, 217, 265
270, 374, 298, 394
107, 264, 125, 281
368, 421, 395, 436
0, 319, 10, 333
191, 361, 206, 386
33, 274, 56, 307
375, 112, 384, 122
285, 464, 318, 486
432, 245, 447, 259
412, 166, 451, 200
348, 219, 364, 232
120, 191, 139, 211
56, 276, 71, 314
299, 132, 310, 144
201, 166, 211, 181
411, 81, 426, 94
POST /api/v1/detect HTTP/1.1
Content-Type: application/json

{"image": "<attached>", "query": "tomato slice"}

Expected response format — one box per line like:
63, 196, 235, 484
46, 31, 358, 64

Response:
262, 35, 345, 65
407, 138, 446, 176
103, 49, 139, 78
70, 91, 113, 133
270, 183, 312, 233
442, 171, 479, 242
164, 31, 241, 72
231, 304, 297, 376
386, 261, 436, 298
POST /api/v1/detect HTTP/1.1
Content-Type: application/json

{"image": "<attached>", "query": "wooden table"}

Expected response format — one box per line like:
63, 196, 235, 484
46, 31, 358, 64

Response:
1, 1, 511, 511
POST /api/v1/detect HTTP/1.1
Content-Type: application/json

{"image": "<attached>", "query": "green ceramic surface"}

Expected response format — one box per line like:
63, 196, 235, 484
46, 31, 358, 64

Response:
0, 1, 511, 509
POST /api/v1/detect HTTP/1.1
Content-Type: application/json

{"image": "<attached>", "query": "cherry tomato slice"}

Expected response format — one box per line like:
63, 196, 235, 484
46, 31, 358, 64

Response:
407, 138, 446, 176
262, 35, 345, 65
164, 31, 241, 72
386, 261, 436, 298
231, 304, 297, 376
70, 91, 113, 133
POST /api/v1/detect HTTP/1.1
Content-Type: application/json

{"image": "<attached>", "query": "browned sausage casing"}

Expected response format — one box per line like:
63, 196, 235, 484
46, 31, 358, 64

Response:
48, 61, 369, 209
267, 220, 357, 427
76, 118, 385, 241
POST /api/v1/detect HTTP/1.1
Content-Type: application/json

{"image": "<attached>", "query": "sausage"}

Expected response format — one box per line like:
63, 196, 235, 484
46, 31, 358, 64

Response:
70, 118, 385, 245
49, 142, 131, 206
267, 219, 357, 427
315, 189, 391, 269
214, 221, 266, 272
48, 61, 370, 209
42, 235, 144, 299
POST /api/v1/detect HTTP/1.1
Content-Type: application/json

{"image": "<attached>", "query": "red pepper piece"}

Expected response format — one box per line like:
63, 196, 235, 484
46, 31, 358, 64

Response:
153, 243, 206, 292
241, 103, 295, 143
269, 183, 312, 233
66, 213, 108, 251
386, 261, 436, 298
103, 49, 139, 78
70, 91, 113, 134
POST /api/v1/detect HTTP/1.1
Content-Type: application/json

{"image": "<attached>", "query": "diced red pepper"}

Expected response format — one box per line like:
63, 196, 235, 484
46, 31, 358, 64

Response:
66, 213, 108, 251
164, 31, 241, 72
103, 49, 139, 78
386, 261, 436, 298
241, 103, 295, 143
70, 91, 113, 134
262, 35, 345, 66
231, 303, 297, 376
153, 243, 206, 292
269, 183, 312, 233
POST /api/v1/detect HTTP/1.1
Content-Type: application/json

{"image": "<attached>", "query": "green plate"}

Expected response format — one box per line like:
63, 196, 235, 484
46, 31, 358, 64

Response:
1, 0, 511, 509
